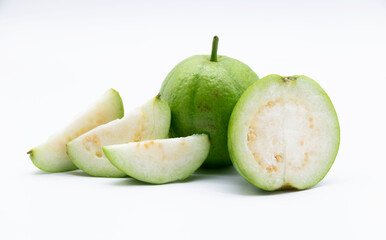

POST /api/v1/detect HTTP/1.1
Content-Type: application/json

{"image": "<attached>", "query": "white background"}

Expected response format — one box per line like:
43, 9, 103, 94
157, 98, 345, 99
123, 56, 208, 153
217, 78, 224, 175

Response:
1, 0, 385, 239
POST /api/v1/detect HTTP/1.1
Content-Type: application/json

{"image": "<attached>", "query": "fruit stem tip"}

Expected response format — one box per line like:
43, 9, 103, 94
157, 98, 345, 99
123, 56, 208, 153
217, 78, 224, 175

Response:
210, 36, 219, 62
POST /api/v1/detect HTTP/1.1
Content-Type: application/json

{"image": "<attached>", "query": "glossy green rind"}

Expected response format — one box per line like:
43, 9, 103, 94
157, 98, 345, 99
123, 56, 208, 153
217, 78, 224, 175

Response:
160, 55, 258, 168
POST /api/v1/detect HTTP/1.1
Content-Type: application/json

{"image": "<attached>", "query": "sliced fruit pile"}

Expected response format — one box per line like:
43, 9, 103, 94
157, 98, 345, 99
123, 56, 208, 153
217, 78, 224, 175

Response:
28, 36, 339, 190
28, 90, 208, 183
66, 96, 171, 178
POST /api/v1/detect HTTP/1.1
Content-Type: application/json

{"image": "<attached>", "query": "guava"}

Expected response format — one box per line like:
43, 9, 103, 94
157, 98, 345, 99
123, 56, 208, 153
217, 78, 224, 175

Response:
66, 96, 171, 177
103, 134, 210, 184
28, 89, 124, 172
228, 74, 340, 191
159, 36, 259, 168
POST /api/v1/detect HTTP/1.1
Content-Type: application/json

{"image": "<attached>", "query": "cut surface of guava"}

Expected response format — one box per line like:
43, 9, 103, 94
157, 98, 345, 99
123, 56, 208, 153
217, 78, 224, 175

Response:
28, 89, 124, 172
228, 75, 340, 191
103, 134, 210, 184
66, 96, 171, 177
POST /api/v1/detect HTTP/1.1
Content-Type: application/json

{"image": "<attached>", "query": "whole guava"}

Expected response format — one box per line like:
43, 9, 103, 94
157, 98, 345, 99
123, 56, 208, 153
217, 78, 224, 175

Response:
159, 36, 259, 168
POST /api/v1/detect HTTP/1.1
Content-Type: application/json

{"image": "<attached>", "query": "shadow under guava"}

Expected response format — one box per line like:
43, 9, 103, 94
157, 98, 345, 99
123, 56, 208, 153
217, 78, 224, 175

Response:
108, 165, 305, 196
111, 177, 156, 186
31, 170, 55, 175
31, 169, 92, 177
231, 176, 328, 196
45, 165, 327, 196
65, 170, 96, 177
108, 165, 317, 196
186, 166, 318, 196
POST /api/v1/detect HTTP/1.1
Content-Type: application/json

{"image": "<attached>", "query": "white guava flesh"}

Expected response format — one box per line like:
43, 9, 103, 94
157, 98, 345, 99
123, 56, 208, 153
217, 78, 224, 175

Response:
28, 89, 124, 172
228, 75, 340, 191
66, 96, 171, 177
103, 134, 210, 184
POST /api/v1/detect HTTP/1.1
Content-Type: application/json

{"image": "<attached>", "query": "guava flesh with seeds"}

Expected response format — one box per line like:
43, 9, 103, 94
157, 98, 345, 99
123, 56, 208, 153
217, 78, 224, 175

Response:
159, 36, 259, 168
228, 74, 340, 190
103, 134, 210, 184
66, 96, 171, 177
28, 88, 124, 172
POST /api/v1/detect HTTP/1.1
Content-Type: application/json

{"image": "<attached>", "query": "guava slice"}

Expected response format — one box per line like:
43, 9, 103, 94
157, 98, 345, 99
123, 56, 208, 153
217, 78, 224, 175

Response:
228, 75, 340, 191
66, 96, 171, 177
28, 89, 124, 172
103, 134, 210, 184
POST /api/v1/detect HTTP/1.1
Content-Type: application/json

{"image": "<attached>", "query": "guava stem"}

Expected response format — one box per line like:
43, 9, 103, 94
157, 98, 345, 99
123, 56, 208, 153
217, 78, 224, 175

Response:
210, 36, 219, 62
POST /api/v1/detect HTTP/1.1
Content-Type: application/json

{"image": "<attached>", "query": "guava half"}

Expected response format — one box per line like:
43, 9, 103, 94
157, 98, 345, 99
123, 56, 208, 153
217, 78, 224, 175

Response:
103, 134, 210, 184
66, 96, 171, 177
228, 75, 340, 191
28, 89, 124, 172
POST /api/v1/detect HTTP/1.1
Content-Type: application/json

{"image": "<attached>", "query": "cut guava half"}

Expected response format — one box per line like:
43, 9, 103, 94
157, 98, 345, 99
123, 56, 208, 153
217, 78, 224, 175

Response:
66, 96, 171, 177
28, 89, 124, 172
102, 134, 210, 184
228, 74, 340, 191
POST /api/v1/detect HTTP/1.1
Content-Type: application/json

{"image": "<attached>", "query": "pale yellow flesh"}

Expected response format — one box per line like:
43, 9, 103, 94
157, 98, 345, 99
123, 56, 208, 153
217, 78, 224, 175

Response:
28, 89, 124, 172
246, 96, 328, 188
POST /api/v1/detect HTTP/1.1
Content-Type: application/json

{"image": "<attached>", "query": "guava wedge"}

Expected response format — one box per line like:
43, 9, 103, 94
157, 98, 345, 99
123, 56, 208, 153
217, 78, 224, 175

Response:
66, 96, 171, 177
28, 89, 124, 172
228, 75, 340, 191
103, 134, 210, 184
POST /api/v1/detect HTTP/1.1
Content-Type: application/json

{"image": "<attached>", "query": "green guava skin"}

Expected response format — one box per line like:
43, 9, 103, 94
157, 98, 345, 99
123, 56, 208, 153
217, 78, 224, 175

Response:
160, 55, 259, 168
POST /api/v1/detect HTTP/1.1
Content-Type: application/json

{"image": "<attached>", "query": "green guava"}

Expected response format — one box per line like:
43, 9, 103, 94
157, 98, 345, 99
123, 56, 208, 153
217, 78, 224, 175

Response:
27, 89, 124, 172
103, 134, 210, 184
228, 74, 340, 191
159, 36, 259, 168
66, 96, 171, 178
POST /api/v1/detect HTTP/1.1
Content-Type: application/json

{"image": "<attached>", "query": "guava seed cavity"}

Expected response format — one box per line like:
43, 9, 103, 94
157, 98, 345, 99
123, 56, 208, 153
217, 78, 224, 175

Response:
246, 97, 318, 182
